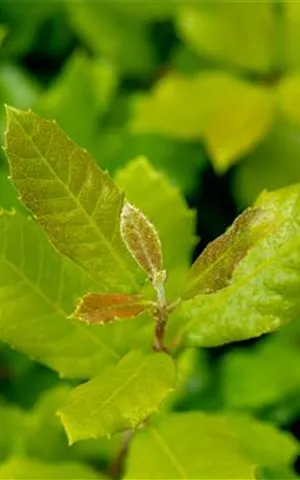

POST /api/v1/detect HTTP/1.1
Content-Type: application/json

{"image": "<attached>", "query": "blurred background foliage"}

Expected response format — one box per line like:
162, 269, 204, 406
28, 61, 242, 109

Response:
2, 0, 300, 478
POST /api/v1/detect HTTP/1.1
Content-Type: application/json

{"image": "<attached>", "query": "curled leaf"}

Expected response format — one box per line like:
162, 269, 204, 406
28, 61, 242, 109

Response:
183, 206, 277, 299
73, 293, 153, 324
120, 202, 163, 278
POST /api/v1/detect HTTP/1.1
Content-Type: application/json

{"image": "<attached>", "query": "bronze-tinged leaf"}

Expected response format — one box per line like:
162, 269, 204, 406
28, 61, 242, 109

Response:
183, 206, 277, 299
73, 293, 153, 324
120, 202, 163, 279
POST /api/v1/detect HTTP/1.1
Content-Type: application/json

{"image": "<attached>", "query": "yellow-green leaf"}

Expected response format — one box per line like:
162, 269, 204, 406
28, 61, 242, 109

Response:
173, 184, 300, 347
125, 412, 257, 479
0, 210, 122, 378
4, 106, 142, 292
176, 2, 275, 73
125, 412, 298, 479
131, 72, 273, 173
0, 457, 103, 479
59, 351, 176, 444
277, 74, 300, 126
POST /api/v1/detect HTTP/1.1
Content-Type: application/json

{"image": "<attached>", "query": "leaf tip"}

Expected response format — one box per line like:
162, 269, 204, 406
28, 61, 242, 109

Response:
57, 410, 76, 446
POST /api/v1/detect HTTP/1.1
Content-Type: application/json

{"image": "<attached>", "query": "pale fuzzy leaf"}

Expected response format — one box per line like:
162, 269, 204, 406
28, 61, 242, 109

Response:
59, 351, 176, 444
0, 210, 125, 378
73, 292, 153, 324
125, 412, 257, 479
173, 184, 300, 347
115, 156, 197, 273
0, 457, 103, 479
184, 206, 277, 299
4, 106, 142, 292
121, 201, 163, 278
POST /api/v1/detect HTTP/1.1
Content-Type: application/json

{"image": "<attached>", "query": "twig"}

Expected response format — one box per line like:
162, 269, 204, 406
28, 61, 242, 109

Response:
107, 429, 134, 479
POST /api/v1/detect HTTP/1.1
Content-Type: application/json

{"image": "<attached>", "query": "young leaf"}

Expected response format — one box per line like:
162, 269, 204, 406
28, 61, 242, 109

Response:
125, 412, 257, 479
120, 201, 163, 279
59, 351, 176, 444
173, 184, 300, 347
115, 157, 197, 272
0, 210, 123, 378
183, 206, 276, 299
73, 292, 153, 325
0, 457, 103, 479
4, 106, 142, 292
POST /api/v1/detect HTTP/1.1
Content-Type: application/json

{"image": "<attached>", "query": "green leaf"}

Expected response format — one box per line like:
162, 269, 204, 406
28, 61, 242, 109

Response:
35, 52, 118, 148
0, 167, 25, 213
176, 2, 275, 73
125, 412, 299, 479
0, 386, 71, 462
227, 414, 299, 471
59, 351, 176, 444
173, 184, 300, 347
115, 157, 197, 274
0, 385, 121, 464
284, 2, 300, 70
222, 329, 300, 414
277, 74, 300, 127
0, 210, 124, 378
233, 122, 300, 209
0, 64, 40, 138
73, 292, 153, 325
183, 205, 277, 299
0, 1, 57, 57
66, 1, 155, 74
93, 128, 206, 193
4, 106, 142, 292
0, 26, 6, 47
35, 52, 100, 148
131, 72, 273, 173
202, 79, 274, 173
0, 457, 103, 479
125, 412, 257, 479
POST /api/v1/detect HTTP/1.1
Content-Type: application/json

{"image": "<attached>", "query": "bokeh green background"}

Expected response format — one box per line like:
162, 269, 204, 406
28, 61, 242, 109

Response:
2, 1, 300, 478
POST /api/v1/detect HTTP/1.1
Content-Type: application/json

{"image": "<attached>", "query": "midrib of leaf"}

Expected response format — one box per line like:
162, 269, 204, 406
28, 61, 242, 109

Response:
149, 425, 187, 479
0, 218, 120, 361
186, 213, 278, 296
90, 356, 147, 417
11, 114, 140, 291
177, 233, 300, 342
